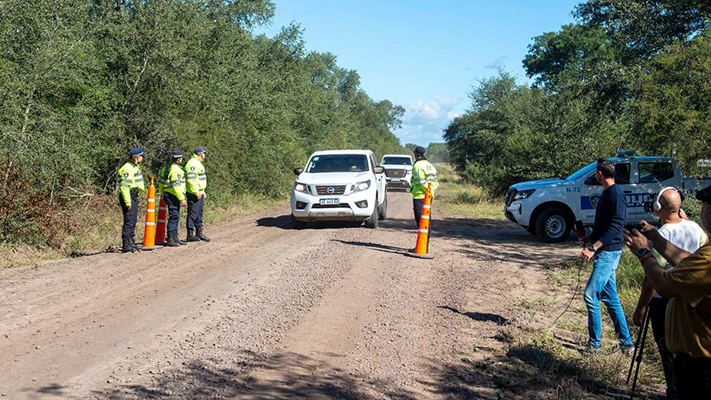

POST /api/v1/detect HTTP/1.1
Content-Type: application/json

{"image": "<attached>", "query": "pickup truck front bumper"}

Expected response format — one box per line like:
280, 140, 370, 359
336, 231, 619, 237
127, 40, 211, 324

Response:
504, 201, 529, 226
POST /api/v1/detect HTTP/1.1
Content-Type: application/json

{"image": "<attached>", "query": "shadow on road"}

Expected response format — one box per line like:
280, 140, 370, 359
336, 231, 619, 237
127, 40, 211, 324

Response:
330, 239, 409, 255
438, 306, 509, 326
257, 215, 364, 230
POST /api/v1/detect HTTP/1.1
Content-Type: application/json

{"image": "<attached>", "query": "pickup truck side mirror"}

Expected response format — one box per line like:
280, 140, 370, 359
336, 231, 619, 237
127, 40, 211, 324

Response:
374, 166, 384, 174
584, 176, 600, 186
294, 167, 303, 175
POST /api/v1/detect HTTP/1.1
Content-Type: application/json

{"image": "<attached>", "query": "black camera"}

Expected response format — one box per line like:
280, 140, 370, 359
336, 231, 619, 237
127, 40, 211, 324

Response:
643, 201, 654, 213
697, 186, 711, 204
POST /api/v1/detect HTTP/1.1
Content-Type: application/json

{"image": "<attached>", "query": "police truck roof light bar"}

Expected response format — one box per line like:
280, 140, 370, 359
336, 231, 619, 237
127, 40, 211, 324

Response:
616, 150, 636, 158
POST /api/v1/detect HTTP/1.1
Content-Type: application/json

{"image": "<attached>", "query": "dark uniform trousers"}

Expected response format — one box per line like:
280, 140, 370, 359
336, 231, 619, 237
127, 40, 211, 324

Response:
163, 192, 181, 234
186, 193, 204, 230
413, 198, 432, 249
120, 189, 139, 241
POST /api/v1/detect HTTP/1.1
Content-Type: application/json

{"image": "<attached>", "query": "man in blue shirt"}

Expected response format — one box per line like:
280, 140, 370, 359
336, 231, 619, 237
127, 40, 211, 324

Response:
579, 159, 634, 355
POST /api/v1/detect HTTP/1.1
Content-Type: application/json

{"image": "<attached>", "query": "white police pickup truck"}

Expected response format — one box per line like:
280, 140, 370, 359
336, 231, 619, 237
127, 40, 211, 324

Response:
504, 151, 711, 242
291, 150, 387, 228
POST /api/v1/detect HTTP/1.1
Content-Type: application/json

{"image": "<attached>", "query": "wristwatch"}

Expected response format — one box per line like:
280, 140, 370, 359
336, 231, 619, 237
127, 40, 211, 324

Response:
636, 248, 651, 257
587, 245, 596, 252
637, 248, 654, 262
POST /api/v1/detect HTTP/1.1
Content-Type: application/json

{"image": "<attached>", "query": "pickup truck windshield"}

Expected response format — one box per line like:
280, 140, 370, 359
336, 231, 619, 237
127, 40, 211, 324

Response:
306, 154, 369, 173
382, 157, 412, 166
567, 162, 596, 181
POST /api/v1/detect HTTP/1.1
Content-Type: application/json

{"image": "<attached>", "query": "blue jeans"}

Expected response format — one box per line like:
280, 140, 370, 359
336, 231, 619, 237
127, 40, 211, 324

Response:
583, 250, 633, 347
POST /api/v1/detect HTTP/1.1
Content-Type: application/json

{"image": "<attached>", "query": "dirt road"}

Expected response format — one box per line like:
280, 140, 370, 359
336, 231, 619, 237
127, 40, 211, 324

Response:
0, 191, 577, 399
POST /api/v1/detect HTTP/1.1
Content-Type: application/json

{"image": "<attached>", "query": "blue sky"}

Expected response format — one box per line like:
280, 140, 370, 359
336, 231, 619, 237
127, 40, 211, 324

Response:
257, 0, 581, 146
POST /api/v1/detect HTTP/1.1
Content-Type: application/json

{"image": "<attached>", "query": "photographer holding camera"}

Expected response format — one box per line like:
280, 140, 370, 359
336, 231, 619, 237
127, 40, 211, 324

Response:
633, 188, 707, 400
624, 186, 711, 399
579, 159, 635, 354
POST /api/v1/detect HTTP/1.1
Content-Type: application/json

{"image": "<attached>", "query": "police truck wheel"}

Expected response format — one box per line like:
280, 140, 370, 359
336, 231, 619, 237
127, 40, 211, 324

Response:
365, 200, 379, 229
535, 207, 571, 243
378, 193, 388, 220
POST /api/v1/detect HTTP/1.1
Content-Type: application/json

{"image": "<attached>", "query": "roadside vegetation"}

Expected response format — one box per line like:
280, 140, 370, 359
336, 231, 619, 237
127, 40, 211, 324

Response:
445, 1, 711, 195
0, 0, 407, 262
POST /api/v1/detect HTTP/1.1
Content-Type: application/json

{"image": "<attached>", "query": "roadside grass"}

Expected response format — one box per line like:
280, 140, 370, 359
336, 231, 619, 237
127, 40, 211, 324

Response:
0, 192, 284, 269
436, 162, 665, 397
434, 163, 504, 220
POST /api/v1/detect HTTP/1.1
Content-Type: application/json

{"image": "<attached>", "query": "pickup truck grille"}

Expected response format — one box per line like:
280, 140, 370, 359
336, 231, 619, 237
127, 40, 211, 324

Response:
505, 188, 517, 207
385, 169, 406, 178
311, 203, 351, 209
315, 185, 346, 195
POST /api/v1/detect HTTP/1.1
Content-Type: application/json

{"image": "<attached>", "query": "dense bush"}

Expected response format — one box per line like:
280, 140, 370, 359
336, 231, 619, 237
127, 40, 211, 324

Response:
0, 0, 405, 246
445, 1, 711, 195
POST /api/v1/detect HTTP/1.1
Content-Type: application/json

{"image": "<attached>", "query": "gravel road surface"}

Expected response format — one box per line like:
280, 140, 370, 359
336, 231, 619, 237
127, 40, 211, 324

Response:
0, 191, 577, 399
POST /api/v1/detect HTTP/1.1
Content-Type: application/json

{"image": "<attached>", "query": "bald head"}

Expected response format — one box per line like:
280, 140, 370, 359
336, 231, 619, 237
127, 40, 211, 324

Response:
659, 189, 681, 213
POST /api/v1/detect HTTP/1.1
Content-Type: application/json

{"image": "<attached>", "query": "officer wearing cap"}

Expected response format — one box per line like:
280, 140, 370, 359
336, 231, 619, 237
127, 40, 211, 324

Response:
162, 149, 188, 246
185, 147, 210, 242
411, 146, 439, 249
118, 148, 145, 253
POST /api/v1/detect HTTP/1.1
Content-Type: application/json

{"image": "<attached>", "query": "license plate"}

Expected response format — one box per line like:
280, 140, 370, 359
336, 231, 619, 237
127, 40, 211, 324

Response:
320, 198, 339, 205
390, 178, 400, 182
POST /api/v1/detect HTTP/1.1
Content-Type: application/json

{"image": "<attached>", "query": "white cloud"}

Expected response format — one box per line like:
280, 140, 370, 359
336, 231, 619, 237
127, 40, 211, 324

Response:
485, 56, 508, 70
395, 95, 464, 146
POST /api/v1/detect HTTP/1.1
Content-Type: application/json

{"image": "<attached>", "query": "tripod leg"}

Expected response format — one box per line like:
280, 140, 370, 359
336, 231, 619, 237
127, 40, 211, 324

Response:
627, 305, 649, 383
629, 306, 652, 400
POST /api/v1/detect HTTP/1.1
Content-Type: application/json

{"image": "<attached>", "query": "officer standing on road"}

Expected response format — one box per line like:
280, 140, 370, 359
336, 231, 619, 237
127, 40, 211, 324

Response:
162, 150, 188, 247
118, 148, 146, 253
185, 147, 211, 242
411, 146, 439, 249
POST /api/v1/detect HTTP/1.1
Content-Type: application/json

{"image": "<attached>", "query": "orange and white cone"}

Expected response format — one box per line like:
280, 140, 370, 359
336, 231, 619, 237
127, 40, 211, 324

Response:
155, 197, 167, 245
406, 183, 434, 259
142, 178, 160, 250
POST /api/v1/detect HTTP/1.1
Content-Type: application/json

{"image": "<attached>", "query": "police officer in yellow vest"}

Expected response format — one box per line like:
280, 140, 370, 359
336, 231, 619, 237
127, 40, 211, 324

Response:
162, 149, 188, 246
411, 146, 439, 249
118, 148, 146, 253
185, 147, 210, 242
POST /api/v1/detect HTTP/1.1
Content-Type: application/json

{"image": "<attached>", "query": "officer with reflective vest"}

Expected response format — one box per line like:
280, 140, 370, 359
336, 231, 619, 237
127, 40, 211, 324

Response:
118, 148, 146, 253
411, 146, 439, 249
185, 147, 211, 242
161, 149, 188, 246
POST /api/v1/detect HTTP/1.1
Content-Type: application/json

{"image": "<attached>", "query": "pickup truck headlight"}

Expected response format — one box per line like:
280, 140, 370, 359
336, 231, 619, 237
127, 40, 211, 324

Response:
294, 182, 309, 193
514, 189, 535, 200
351, 180, 371, 192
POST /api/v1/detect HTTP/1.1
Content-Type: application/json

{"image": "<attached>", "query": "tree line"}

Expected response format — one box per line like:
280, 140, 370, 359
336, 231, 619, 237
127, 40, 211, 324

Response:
445, 0, 711, 195
0, 0, 406, 246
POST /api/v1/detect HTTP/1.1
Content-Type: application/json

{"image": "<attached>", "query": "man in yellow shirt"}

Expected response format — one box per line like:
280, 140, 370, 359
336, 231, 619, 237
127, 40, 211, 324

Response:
625, 186, 711, 399
185, 147, 210, 242
161, 150, 187, 247
117, 148, 145, 253
410, 146, 438, 251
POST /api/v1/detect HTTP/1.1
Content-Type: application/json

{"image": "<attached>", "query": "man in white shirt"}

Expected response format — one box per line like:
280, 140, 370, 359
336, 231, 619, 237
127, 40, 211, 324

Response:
633, 187, 707, 400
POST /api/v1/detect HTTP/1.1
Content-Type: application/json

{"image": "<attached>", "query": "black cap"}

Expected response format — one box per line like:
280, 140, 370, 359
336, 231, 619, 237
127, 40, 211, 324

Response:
129, 147, 144, 157
194, 146, 208, 155
170, 149, 184, 159
696, 186, 711, 204
414, 146, 426, 156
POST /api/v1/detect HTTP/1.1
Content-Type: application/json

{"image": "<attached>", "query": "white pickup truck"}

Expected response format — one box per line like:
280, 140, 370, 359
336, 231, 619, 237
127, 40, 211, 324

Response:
504, 151, 711, 242
291, 150, 387, 228
380, 154, 413, 190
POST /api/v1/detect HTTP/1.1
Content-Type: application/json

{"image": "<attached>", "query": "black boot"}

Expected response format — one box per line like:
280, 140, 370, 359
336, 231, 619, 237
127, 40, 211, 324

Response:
177, 233, 187, 246
186, 228, 200, 242
196, 227, 211, 242
166, 232, 180, 247
130, 237, 143, 251
122, 238, 137, 253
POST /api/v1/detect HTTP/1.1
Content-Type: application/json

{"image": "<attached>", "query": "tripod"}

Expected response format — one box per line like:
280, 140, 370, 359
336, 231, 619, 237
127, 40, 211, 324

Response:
626, 305, 651, 400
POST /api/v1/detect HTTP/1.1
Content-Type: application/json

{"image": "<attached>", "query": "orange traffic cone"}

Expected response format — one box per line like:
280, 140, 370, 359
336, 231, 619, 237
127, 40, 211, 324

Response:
142, 178, 160, 250
155, 197, 167, 245
405, 183, 435, 259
